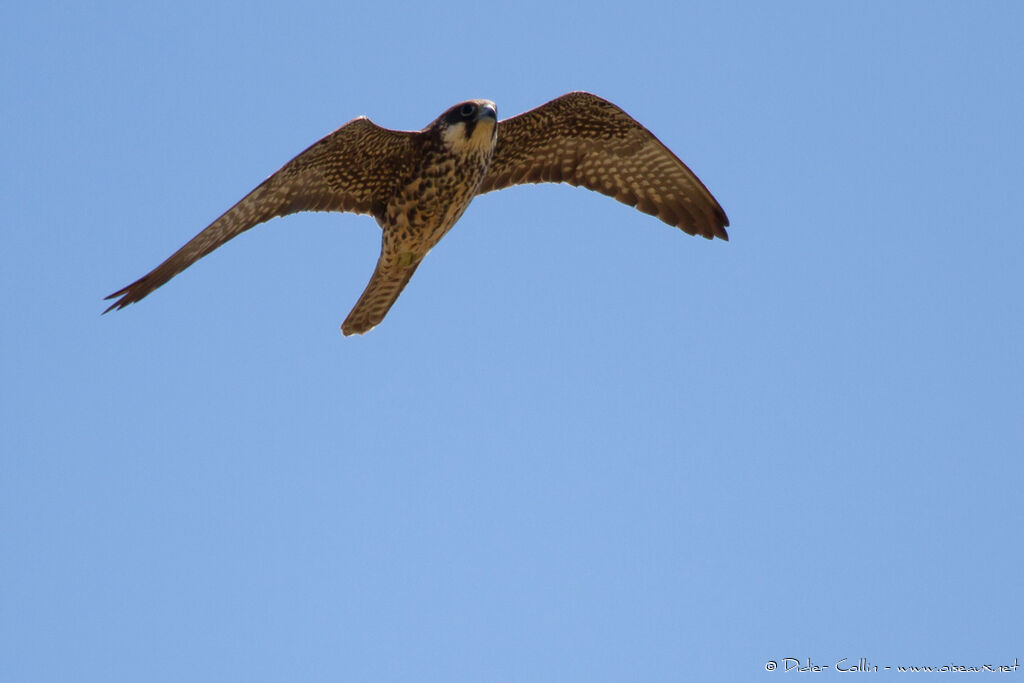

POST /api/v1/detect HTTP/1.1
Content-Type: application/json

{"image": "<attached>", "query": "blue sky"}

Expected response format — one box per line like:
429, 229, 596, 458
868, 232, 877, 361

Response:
3, 2, 1022, 681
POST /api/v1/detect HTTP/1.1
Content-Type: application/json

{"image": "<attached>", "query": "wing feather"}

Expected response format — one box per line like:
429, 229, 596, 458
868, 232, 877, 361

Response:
104, 117, 418, 312
478, 92, 729, 240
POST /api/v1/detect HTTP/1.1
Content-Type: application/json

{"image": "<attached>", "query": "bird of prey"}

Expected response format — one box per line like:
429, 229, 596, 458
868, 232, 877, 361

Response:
105, 92, 729, 335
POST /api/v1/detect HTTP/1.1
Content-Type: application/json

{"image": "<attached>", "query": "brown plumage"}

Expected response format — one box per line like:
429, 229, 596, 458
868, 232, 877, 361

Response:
479, 92, 728, 240
105, 92, 728, 335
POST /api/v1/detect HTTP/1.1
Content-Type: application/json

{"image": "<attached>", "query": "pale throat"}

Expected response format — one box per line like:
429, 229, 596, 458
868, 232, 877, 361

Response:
441, 119, 497, 153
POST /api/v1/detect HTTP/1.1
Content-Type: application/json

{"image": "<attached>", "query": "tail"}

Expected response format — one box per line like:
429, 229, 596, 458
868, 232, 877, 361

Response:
341, 257, 421, 335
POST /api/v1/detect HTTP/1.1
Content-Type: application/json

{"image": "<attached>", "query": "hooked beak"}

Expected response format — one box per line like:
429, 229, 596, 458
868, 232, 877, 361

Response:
477, 103, 497, 122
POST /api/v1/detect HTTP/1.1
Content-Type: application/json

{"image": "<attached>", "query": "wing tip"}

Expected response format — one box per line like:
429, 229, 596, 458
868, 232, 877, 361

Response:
102, 275, 151, 314
102, 289, 127, 314
694, 222, 728, 241
715, 209, 730, 241
102, 292, 132, 315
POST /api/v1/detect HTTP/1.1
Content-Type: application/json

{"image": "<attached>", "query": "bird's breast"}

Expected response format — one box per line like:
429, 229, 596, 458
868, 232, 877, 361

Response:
382, 149, 493, 251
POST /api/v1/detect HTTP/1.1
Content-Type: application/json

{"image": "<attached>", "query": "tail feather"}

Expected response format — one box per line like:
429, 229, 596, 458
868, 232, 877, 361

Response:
341, 258, 421, 335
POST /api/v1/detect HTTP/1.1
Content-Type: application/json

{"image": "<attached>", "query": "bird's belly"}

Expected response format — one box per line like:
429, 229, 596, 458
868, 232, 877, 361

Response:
383, 177, 481, 256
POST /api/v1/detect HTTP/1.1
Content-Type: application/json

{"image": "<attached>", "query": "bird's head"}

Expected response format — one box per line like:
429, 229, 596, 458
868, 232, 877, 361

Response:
434, 99, 498, 153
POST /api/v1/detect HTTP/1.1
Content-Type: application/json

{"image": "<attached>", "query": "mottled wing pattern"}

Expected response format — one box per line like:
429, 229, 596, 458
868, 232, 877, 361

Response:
478, 92, 729, 240
104, 118, 418, 312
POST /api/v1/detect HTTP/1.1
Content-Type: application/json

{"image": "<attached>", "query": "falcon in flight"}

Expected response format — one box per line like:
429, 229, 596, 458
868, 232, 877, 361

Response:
105, 92, 729, 335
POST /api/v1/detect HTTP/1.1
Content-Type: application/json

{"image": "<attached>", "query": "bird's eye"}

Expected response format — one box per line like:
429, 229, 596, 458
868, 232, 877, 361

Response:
459, 103, 477, 119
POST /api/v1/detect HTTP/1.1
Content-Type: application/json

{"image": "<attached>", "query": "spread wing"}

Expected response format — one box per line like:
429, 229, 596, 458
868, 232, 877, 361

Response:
478, 92, 728, 240
104, 117, 418, 312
